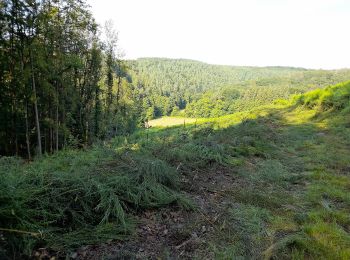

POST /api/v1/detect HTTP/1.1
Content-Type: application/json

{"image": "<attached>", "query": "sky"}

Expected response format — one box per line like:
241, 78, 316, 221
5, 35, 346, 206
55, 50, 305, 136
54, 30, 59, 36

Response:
87, 0, 350, 69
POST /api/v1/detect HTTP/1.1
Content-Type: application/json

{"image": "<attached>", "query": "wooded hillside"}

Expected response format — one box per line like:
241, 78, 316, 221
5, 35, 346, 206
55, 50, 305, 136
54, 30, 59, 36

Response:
128, 58, 350, 117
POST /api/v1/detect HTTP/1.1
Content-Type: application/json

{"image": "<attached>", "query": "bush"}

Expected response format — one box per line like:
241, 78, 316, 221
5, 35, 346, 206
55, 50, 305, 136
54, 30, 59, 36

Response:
296, 81, 350, 111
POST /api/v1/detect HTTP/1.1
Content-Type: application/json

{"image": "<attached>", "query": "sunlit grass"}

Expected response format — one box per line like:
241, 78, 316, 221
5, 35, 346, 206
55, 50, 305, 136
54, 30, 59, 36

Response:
148, 116, 198, 127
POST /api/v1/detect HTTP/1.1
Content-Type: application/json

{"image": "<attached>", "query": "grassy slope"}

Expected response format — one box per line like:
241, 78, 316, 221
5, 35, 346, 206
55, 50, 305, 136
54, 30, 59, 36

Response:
1, 81, 350, 259
148, 117, 198, 127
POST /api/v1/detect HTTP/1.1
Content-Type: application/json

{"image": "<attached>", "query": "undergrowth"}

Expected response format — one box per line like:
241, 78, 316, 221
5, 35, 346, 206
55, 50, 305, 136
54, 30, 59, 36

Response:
0, 147, 191, 258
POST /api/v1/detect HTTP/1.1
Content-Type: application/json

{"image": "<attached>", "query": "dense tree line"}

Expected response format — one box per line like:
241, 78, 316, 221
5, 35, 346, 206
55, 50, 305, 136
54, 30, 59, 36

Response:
128, 58, 350, 118
128, 58, 307, 118
0, 0, 141, 158
185, 85, 293, 117
185, 70, 350, 117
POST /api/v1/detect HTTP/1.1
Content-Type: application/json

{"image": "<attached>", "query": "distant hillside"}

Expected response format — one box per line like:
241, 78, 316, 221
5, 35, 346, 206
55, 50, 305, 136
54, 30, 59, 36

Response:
127, 58, 350, 118
127, 58, 308, 93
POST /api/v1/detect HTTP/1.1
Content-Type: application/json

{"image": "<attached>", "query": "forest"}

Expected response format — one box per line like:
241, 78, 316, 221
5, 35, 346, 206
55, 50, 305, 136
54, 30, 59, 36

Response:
0, 0, 142, 158
1, 0, 350, 259
128, 58, 350, 117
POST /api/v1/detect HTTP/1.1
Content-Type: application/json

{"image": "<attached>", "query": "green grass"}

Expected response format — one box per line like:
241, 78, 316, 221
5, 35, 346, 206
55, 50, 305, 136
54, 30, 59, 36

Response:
0, 147, 191, 258
1, 81, 350, 259
191, 81, 350, 259
148, 116, 198, 127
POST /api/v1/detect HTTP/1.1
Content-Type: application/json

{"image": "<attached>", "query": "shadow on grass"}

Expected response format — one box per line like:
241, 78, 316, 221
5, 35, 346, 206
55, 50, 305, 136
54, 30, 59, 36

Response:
1, 105, 349, 259
118, 105, 350, 259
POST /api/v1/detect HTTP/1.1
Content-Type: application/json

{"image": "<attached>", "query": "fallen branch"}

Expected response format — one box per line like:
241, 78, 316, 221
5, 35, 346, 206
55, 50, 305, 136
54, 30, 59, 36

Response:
175, 237, 193, 250
0, 228, 41, 237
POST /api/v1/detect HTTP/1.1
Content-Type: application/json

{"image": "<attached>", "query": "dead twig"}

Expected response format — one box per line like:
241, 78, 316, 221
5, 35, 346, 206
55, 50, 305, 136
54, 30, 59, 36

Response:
0, 227, 42, 237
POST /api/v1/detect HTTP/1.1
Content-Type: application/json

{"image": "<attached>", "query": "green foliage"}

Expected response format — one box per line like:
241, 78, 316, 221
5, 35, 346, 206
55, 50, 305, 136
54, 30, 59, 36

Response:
0, 0, 142, 158
0, 146, 190, 258
295, 80, 350, 111
170, 106, 181, 116
188, 81, 350, 259
128, 58, 350, 118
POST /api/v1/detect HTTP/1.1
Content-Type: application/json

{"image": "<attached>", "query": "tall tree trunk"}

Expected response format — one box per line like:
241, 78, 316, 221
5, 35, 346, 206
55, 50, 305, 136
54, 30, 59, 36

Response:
49, 100, 53, 154
14, 110, 18, 156
85, 120, 89, 146
50, 126, 53, 153
94, 86, 99, 137
56, 94, 59, 151
21, 45, 31, 159
116, 74, 121, 107
30, 49, 42, 156
25, 100, 31, 160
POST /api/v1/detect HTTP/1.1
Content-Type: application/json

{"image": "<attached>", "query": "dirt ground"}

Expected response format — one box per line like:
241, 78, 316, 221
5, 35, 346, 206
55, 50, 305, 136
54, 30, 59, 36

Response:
76, 166, 238, 259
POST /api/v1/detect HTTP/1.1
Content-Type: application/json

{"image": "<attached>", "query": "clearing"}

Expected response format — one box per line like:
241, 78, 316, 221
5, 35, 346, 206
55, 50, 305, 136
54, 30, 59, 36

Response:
148, 117, 198, 127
